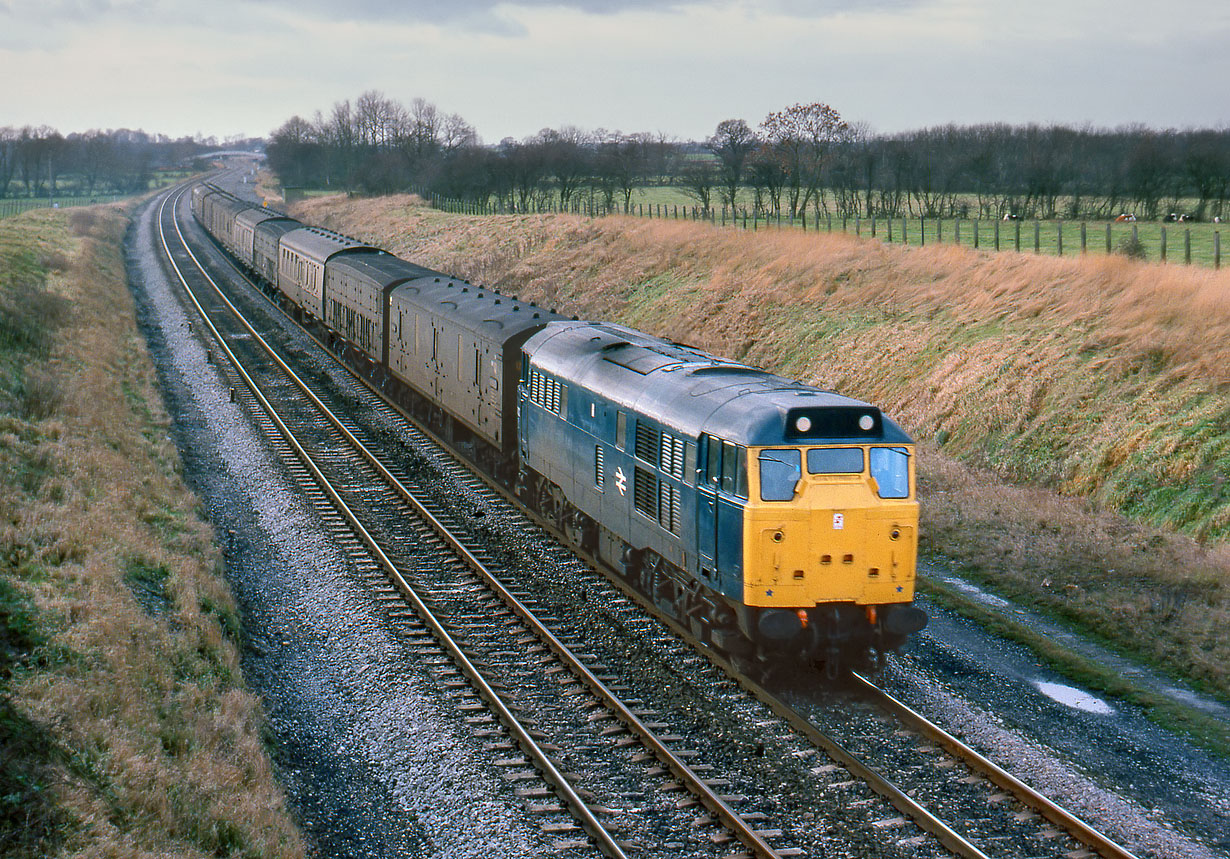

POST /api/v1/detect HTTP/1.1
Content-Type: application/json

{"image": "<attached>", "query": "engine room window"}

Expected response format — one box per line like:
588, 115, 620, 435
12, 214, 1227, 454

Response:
759, 449, 802, 501
807, 447, 864, 474
870, 447, 910, 499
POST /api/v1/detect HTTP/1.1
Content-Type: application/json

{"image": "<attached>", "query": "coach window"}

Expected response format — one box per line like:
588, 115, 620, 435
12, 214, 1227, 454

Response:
616, 411, 627, 450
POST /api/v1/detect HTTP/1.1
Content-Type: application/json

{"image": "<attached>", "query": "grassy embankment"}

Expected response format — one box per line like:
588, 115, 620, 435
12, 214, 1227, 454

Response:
0, 205, 302, 856
295, 193, 1230, 750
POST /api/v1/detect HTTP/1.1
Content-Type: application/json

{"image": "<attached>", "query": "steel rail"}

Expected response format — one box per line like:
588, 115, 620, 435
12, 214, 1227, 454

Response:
190, 176, 994, 858
850, 673, 1141, 859
188, 174, 1134, 859
156, 185, 629, 859
162, 183, 784, 859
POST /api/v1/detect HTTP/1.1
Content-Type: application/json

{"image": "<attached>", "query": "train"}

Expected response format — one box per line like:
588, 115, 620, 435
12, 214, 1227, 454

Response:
191, 179, 927, 674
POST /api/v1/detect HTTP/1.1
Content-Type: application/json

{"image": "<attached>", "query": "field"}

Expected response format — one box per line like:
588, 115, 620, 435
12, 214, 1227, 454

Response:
443, 184, 1228, 269
0, 171, 198, 220
0, 205, 302, 857
294, 193, 1230, 746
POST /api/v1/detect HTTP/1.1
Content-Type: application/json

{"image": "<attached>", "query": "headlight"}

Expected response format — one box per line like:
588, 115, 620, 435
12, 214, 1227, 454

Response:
795, 416, 812, 432
859, 414, 875, 431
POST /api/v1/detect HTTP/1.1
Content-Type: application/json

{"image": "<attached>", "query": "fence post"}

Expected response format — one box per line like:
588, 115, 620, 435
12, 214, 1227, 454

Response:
721, 206, 726, 226
1034, 220, 1040, 253
920, 216, 925, 246
842, 214, 848, 232
995, 219, 1000, 251
827, 213, 832, 232
1106, 223, 1112, 254
871, 215, 877, 237
1215, 231, 1221, 268
887, 217, 893, 242
937, 217, 942, 243
856, 216, 861, 236
902, 217, 907, 244
801, 211, 807, 231
1081, 221, 1087, 254
1161, 227, 1167, 262
1057, 221, 1063, 256
974, 219, 979, 248
955, 218, 960, 244
1185, 228, 1191, 264
1014, 219, 1020, 251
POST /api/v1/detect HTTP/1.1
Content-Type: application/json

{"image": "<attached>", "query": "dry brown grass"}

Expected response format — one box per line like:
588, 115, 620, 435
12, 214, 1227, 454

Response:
1, 206, 302, 857
295, 197, 1230, 699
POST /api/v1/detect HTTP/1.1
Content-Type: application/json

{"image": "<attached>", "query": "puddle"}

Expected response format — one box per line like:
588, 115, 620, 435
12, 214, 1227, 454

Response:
939, 576, 1009, 608
1034, 681, 1115, 715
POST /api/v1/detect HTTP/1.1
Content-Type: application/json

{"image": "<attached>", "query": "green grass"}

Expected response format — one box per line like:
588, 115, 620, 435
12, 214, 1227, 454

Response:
0, 195, 128, 220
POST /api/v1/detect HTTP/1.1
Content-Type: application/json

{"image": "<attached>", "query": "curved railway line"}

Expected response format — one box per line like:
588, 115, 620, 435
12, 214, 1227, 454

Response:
152, 175, 1144, 859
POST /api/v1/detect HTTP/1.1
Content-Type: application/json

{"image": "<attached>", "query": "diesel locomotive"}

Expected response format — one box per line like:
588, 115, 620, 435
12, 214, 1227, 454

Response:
191, 180, 927, 672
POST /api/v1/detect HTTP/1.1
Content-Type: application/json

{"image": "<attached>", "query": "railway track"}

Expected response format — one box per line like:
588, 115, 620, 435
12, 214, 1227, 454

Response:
158, 182, 813, 857
153, 176, 1145, 859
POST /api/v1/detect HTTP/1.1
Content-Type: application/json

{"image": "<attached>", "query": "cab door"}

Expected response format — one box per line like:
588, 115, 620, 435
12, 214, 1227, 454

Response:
696, 434, 719, 576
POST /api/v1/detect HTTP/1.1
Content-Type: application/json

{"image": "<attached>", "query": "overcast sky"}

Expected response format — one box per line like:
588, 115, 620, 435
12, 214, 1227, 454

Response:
2, 0, 1227, 142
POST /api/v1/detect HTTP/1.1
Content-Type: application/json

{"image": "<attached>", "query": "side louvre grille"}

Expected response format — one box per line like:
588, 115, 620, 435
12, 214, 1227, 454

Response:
659, 434, 685, 480
658, 482, 680, 534
595, 446, 605, 488
634, 467, 658, 518
634, 423, 659, 464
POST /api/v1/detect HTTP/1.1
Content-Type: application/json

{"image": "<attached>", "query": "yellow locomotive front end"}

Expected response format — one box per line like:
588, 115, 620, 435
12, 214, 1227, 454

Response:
741, 440, 927, 665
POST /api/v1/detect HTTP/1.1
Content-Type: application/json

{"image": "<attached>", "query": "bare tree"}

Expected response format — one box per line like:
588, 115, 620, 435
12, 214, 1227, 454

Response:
679, 160, 717, 213
533, 126, 590, 208
760, 102, 848, 216
0, 127, 18, 197
707, 118, 757, 213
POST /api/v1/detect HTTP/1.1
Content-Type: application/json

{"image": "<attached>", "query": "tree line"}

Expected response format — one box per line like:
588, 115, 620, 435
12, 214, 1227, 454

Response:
0, 127, 251, 199
268, 91, 1230, 222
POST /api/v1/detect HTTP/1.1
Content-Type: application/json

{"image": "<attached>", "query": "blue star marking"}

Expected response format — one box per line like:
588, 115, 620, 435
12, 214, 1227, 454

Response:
896, 586, 904, 592
766, 589, 773, 596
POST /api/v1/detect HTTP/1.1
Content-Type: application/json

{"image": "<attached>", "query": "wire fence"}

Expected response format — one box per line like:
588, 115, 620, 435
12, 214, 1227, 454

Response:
0, 194, 128, 220
421, 191, 1224, 270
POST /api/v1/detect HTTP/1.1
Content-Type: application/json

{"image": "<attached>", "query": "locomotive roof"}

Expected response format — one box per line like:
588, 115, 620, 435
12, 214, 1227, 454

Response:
524, 321, 912, 447
389, 276, 568, 342
280, 225, 377, 263
327, 247, 444, 286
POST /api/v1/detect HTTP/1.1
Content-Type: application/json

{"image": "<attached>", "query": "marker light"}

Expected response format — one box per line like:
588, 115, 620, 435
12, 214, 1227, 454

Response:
859, 414, 875, 431
795, 416, 812, 432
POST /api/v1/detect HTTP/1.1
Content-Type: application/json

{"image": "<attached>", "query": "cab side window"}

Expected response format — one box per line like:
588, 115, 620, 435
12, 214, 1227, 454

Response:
705, 435, 721, 487
721, 440, 749, 500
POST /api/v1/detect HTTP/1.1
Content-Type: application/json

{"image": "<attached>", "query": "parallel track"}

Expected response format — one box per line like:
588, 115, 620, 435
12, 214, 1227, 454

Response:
159, 175, 1143, 859
157, 182, 795, 857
